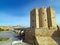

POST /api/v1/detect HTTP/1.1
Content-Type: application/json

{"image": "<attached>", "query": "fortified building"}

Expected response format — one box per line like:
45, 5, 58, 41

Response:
25, 7, 60, 45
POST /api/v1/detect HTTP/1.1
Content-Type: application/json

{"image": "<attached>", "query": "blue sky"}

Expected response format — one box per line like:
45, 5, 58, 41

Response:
0, 0, 60, 27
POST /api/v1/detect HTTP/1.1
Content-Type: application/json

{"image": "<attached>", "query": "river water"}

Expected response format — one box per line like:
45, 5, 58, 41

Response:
0, 31, 30, 45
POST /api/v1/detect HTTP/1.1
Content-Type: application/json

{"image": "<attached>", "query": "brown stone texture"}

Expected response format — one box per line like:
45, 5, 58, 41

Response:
36, 37, 60, 45
25, 7, 60, 45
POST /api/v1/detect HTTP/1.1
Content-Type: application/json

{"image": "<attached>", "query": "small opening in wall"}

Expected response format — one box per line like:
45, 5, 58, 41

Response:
32, 20, 34, 22
32, 26, 34, 28
42, 12, 44, 14
45, 19, 46, 21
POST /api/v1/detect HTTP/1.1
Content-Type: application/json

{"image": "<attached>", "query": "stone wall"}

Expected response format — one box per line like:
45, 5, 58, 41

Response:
25, 27, 60, 45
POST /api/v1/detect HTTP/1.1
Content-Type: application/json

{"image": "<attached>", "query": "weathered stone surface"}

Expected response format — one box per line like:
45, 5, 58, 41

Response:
36, 37, 60, 45
25, 7, 60, 45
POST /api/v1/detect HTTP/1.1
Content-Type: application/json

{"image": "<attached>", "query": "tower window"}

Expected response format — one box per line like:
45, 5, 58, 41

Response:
32, 20, 34, 22
45, 19, 46, 21
32, 26, 34, 28
42, 12, 44, 14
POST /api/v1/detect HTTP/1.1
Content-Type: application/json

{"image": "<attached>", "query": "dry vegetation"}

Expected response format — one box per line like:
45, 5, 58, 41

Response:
0, 38, 10, 41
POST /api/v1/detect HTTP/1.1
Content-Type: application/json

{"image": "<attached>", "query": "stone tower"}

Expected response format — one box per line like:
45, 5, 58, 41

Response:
30, 8, 39, 28
25, 7, 60, 45
30, 7, 57, 30
30, 7, 48, 29
47, 7, 57, 30
39, 7, 48, 28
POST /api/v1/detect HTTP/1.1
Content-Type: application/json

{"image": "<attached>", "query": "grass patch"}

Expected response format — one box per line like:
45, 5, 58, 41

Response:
0, 38, 10, 41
